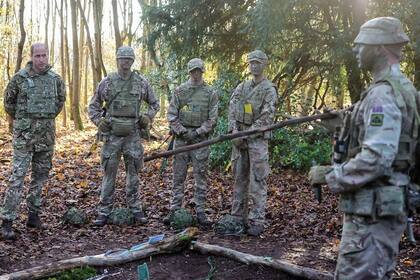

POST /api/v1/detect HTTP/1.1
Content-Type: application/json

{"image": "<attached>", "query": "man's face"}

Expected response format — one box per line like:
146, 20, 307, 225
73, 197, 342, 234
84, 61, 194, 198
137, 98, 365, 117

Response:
248, 60, 265, 76
189, 68, 203, 82
31, 45, 49, 73
117, 57, 134, 72
353, 43, 377, 70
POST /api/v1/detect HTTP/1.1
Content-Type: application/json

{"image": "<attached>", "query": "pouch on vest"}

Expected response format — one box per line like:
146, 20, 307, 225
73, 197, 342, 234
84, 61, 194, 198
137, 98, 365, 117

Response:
109, 93, 139, 118
243, 103, 253, 125
339, 188, 375, 216
26, 77, 57, 116
375, 186, 405, 217
111, 118, 136, 137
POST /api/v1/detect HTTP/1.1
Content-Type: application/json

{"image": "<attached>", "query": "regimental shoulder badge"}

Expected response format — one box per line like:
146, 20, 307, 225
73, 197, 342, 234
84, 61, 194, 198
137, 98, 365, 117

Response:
370, 113, 384, 126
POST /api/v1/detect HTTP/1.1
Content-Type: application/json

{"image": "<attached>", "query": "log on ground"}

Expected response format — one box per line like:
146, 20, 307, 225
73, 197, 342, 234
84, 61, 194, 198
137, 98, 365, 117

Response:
191, 241, 334, 280
0, 227, 198, 280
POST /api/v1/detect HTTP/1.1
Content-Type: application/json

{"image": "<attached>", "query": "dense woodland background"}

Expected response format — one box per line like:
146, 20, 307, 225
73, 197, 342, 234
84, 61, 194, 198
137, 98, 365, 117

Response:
1, 0, 420, 168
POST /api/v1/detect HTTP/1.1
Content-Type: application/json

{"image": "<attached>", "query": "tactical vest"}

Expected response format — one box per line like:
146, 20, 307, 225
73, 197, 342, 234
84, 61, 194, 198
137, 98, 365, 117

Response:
107, 72, 142, 136
339, 70, 419, 217
15, 69, 58, 119
234, 79, 274, 126
178, 83, 212, 128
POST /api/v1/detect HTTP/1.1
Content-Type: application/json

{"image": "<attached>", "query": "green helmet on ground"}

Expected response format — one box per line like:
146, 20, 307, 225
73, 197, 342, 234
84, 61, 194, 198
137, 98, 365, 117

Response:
247, 50, 268, 63
109, 208, 135, 225
170, 208, 194, 230
354, 17, 409, 45
116, 46, 135, 60
187, 58, 205, 72
63, 207, 87, 225
214, 214, 245, 235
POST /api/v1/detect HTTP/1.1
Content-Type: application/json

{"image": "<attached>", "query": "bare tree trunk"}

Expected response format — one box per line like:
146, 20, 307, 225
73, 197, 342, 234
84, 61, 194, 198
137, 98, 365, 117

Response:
64, 0, 73, 121
58, 0, 67, 127
83, 48, 89, 112
76, 0, 98, 90
44, 0, 50, 48
92, 0, 107, 77
50, 0, 57, 65
14, 0, 26, 74
70, 0, 84, 130
112, 0, 122, 49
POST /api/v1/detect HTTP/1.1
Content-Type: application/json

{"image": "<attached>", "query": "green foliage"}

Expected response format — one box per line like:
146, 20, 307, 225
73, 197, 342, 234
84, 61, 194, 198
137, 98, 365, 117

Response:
270, 126, 332, 170
109, 208, 134, 225
44, 266, 96, 280
209, 116, 232, 170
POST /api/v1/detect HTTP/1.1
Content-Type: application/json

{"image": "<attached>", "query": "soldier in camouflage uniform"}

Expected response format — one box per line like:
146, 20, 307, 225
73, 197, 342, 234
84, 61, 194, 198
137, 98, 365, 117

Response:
1, 43, 66, 240
165, 58, 218, 227
88, 46, 159, 226
310, 17, 416, 279
228, 50, 278, 236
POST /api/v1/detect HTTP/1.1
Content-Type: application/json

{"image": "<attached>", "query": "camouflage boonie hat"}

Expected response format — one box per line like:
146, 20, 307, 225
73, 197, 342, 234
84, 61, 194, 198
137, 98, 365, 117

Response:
354, 17, 409, 45
187, 58, 205, 72
116, 46, 135, 60
62, 207, 87, 225
215, 214, 245, 235
247, 50, 268, 63
170, 208, 194, 230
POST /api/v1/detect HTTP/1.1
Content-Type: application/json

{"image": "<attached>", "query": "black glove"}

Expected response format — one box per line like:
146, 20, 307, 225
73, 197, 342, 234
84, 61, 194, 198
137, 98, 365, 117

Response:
138, 114, 151, 129
98, 118, 111, 133
232, 137, 247, 149
185, 129, 199, 143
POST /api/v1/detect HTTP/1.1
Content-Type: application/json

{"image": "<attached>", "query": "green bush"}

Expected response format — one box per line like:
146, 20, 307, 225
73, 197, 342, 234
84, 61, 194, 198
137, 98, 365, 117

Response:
270, 125, 332, 170
44, 266, 96, 280
209, 116, 232, 170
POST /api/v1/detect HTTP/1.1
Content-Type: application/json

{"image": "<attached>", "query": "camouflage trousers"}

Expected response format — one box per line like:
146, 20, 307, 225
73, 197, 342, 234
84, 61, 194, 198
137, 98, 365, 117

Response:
98, 133, 144, 216
171, 138, 210, 214
1, 148, 53, 221
231, 138, 270, 226
335, 213, 407, 280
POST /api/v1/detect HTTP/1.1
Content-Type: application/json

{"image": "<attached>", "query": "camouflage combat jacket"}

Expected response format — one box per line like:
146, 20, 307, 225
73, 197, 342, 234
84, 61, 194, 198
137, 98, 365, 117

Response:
3, 62, 66, 152
228, 78, 277, 138
326, 64, 418, 217
167, 80, 218, 136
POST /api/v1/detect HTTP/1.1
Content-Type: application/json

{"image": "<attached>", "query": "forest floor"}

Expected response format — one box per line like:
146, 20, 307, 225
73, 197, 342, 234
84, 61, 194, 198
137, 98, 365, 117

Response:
0, 119, 419, 280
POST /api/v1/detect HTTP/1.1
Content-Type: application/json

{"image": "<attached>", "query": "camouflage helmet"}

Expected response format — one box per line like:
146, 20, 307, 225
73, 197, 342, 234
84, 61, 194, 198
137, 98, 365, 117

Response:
354, 17, 409, 45
116, 46, 135, 60
247, 50, 268, 63
187, 58, 205, 72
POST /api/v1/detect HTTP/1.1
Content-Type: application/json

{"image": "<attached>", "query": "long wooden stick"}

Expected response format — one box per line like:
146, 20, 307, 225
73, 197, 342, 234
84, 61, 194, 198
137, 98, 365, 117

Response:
191, 241, 334, 280
144, 112, 336, 162
0, 228, 198, 280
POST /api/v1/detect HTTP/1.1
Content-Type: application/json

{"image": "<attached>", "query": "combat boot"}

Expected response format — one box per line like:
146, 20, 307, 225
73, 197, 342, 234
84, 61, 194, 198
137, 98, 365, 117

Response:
1, 220, 16, 240
247, 223, 264, 236
93, 214, 108, 226
197, 212, 212, 228
163, 210, 175, 225
26, 212, 47, 230
133, 211, 148, 224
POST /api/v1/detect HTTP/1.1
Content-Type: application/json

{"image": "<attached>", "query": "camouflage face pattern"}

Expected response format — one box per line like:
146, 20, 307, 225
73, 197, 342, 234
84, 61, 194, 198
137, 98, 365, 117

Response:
247, 50, 268, 64
354, 17, 409, 45
187, 58, 205, 73
116, 46, 135, 60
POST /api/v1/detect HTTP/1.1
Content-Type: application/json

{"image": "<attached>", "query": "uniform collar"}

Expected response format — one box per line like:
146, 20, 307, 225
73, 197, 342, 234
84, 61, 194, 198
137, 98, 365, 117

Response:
25, 61, 52, 76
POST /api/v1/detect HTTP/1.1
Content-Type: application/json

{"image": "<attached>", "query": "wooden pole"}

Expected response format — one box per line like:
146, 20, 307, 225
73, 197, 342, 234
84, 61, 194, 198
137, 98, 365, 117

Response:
144, 112, 337, 162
